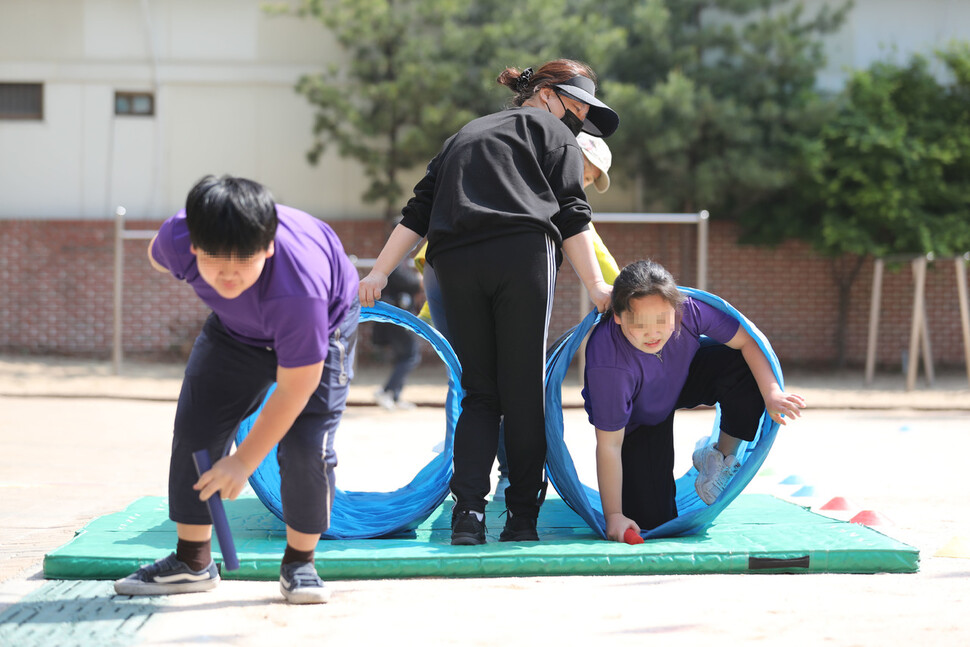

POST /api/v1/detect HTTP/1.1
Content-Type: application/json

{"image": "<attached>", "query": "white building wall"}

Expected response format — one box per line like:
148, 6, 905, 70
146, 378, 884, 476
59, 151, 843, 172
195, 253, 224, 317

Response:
1, 0, 970, 221
0, 0, 371, 221
809, 0, 970, 91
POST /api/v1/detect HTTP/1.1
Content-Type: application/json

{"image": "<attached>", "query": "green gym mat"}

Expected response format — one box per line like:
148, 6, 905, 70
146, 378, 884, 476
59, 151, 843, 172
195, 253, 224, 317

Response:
43, 494, 918, 580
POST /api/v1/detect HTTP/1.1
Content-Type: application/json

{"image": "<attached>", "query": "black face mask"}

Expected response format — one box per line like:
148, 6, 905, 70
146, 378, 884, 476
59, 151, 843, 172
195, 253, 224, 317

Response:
551, 92, 585, 136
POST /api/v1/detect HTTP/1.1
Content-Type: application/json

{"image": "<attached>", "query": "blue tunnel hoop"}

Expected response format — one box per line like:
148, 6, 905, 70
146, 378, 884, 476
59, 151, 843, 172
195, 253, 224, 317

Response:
237, 301, 463, 539
544, 287, 784, 540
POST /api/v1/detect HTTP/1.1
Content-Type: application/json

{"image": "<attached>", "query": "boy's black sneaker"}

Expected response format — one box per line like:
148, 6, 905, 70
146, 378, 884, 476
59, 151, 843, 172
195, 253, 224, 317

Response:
499, 510, 539, 542
113, 552, 219, 596
451, 508, 486, 545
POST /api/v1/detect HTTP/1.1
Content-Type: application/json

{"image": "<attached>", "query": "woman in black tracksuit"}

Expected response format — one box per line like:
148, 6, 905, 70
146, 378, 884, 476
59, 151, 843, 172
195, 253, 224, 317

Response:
359, 59, 619, 545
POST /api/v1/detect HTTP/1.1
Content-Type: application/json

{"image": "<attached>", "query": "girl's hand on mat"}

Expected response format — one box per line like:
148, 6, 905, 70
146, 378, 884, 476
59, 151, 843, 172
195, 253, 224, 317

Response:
194, 454, 251, 502
605, 512, 640, 543
359, 272, 388, 308
765, 386, 807, 426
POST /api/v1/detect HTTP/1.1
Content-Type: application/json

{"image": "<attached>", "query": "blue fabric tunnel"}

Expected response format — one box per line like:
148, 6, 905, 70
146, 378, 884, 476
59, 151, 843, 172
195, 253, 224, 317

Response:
238, 302, 462, 539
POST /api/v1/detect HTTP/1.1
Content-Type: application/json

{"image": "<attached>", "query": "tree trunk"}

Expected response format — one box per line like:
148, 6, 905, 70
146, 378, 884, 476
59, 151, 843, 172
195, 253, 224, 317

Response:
831, 255, 866, 369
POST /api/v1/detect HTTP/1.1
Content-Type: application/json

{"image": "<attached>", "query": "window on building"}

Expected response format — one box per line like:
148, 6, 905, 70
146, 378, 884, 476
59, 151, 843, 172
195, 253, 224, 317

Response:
0, 83, 43, 120
115, 91, 154, 116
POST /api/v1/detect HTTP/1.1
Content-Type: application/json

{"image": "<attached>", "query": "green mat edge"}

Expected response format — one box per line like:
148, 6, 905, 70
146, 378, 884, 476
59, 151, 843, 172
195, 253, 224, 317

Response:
43, 495, 919, 580
44, 545, 919, 581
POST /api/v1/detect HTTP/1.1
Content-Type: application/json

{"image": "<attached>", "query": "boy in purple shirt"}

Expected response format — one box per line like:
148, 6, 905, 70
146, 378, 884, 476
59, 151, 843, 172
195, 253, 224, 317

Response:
114, 175, 358, 603
583, 260, 805, 541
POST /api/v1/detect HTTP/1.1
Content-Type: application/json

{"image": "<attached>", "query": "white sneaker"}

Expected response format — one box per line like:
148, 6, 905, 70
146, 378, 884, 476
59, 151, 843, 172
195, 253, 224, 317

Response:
374, 389, 396, 411
280, 561, 331, 604
692, 443, 741, 505
691, 440, 712, 472
395, 399, 416, 410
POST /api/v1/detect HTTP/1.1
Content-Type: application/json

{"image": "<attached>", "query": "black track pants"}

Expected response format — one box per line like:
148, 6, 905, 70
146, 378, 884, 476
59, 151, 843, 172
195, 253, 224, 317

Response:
433, 232, 557, 517
622, 343, 764, 530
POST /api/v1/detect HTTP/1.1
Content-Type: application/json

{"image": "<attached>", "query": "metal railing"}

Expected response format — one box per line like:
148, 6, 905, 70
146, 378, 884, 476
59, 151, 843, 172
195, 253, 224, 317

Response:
111, 210, 712, 376
574, 211, 710, 379
112, 206, 155, 375
591, 211, 709, 291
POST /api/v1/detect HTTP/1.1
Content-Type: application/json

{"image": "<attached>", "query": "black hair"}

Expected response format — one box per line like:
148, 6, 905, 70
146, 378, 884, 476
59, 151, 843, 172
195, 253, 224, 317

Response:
184, 175, 278, 257
611, 259, 686, 318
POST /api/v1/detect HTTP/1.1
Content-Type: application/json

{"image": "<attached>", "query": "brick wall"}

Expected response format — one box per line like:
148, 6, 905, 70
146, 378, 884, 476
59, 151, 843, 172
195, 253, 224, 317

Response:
1, 218, 966, 370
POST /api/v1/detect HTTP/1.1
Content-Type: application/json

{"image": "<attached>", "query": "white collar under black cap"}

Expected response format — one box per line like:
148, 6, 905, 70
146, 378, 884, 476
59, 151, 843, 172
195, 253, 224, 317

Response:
552, 75, 619, 138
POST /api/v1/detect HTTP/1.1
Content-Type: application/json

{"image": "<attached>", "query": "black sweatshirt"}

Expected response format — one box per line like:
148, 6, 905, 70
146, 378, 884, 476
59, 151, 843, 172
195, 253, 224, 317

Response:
399, 106, 591, 267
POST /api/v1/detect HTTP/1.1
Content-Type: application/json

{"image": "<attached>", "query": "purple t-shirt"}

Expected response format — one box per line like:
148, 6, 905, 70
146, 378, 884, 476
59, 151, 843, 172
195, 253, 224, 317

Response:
151, 205, 357, 368
582, 297, 741, 432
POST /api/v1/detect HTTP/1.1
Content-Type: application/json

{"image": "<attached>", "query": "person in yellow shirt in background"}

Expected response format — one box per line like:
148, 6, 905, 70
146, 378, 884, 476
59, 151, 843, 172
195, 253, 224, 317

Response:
414, 133, 620, 499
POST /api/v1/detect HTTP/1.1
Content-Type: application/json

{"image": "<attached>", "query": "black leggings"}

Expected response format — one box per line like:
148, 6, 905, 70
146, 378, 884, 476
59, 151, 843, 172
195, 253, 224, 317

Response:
433, 232, 557, 517
621, 343, 764, 530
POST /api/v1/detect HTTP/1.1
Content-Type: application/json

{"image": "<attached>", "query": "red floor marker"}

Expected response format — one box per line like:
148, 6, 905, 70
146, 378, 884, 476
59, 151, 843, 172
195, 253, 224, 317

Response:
850, 510, 892, 526
820, 497, 857, 511
624, 528, 644, 545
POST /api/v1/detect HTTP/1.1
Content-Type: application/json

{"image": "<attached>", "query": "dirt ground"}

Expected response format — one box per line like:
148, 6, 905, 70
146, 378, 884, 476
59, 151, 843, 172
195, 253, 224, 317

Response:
0, 355, 968, 646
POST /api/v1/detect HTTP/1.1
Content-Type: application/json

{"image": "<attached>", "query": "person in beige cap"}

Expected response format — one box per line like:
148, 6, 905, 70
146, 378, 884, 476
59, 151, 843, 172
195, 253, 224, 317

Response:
576, 133, 620, 283
577, 132, 612, 194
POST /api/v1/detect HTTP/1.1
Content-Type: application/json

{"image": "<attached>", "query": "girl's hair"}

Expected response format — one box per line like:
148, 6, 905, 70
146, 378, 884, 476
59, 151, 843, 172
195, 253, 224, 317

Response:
497, 59, 597, 106
185, 175, 278, 257
611, 259, 686, 317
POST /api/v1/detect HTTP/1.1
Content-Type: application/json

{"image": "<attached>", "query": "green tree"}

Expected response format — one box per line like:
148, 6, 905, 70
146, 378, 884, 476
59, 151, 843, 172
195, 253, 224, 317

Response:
280, 0, 478, 220
278, 0, 622, 221
283, 0, 847, 227
592, 0, 850, 222
799, 44, 970, 365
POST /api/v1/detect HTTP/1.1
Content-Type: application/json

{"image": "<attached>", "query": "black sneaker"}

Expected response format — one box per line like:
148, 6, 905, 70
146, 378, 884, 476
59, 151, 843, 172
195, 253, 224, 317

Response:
499, 510, 539, 542
451, 508, 486, 545
113, 552, 219, 596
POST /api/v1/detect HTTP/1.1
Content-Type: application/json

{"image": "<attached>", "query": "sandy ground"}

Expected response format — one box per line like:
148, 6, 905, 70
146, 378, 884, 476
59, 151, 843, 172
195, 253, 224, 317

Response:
0, 354, 969, 646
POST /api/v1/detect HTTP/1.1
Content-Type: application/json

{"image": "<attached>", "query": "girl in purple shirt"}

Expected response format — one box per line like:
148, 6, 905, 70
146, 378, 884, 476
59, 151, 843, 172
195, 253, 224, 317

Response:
583, 260, 805, 541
